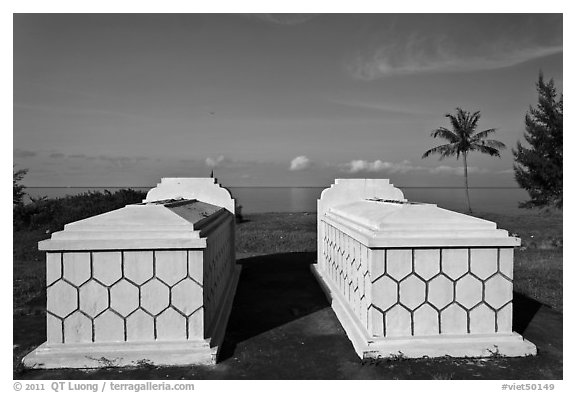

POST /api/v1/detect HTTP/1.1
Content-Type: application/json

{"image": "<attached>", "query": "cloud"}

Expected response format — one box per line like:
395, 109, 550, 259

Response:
347, 16, 562, 79
343, 159, 421, 174
14, 148, 37, 158
341, 159, 492, 176
205, 155, 226, 168
290, 156, 312, 171
49, 152, 65, 158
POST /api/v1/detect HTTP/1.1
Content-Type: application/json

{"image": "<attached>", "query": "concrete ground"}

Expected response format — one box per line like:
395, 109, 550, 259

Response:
14, 252, 562, 379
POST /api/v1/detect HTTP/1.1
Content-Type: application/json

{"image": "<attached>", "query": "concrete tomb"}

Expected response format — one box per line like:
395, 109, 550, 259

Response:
312, 179, 537, 359
23, 178, 240, 368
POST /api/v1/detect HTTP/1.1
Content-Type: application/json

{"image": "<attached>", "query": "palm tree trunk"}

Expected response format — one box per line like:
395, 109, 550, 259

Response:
463, 152, 472, 213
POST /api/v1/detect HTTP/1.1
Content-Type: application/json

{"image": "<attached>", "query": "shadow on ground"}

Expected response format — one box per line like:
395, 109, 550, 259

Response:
14, 252, 562, 379
218, 252, 329, 361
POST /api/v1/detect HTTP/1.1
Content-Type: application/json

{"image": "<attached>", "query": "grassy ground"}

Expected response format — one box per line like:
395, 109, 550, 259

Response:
13, 210, 562, 311
13, 210, 563, 379
13, 229, 50, 311
235, 212, 317, 255
14, 251, 563, 379
235, 210, 563, 311
474, 211, 563, 312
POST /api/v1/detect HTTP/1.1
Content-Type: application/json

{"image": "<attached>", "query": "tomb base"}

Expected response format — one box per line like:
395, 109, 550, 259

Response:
22, 340, 216, 369
311, 264, 537, 359
24, 265, 241, 369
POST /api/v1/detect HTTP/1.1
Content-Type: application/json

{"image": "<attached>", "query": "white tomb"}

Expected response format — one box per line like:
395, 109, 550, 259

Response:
23, 178, 240, 368
312, 179, 537, 359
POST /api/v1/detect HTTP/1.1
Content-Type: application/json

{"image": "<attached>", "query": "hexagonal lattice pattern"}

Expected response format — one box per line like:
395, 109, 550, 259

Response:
442, 249, 468, 279
156, 307, 187, 341
110, 279, 139, 317
320, 225, 516, 338
64, 311, 92, 343
470, 248, 498, 280
126, 309, 154, 342
124, 251, 154, 284
399, 275, 425, 310
385, 305, 411, 337
63, 253, 91, 285
386, 249, 412, 281
172, 279, 203, 315
45, 248, 218, 344
469, 303, 495, 334
79, 280, 108, 317
372, 276, 397, 311
47, 280, 78, 317
94, 310, 124, 342
455, 274, 482, 309
156, 251, 188, 286
484, 274, 513, 309
413, 249, 440, 280
141, 279, 170, 315
441, 304, 467, 334
428, 274, 453, 309
413, 304, 439, 336
93, 252, 122, 285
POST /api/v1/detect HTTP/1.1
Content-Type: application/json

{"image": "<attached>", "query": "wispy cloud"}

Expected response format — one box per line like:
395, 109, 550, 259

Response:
348, 19, 562, 80
290, 156, 312, 171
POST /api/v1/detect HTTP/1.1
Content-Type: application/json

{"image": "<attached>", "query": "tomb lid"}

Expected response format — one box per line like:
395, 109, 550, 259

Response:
39, 199, 229, 251
325, 199, 519, 247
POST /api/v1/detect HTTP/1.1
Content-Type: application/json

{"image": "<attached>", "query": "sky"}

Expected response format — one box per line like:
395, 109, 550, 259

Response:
13, 13, 563, 187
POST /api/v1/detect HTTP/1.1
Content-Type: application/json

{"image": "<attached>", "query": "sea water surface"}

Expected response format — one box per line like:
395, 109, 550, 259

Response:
25, 186, 531, 215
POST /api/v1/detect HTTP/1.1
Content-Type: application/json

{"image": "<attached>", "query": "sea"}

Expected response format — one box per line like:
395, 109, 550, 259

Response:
24, 186, 533, 215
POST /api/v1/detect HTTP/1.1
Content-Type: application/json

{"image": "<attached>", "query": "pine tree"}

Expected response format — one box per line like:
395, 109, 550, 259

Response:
513, 72, 563, 209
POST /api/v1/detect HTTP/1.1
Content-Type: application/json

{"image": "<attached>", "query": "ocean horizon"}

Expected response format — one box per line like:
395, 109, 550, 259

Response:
23, 186, 533, 215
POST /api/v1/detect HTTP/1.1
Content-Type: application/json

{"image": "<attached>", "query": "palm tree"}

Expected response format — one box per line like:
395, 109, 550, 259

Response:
422, 108, 506, 213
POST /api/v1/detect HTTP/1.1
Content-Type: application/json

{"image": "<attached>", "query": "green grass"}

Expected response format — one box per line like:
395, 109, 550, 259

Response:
13, 211, 562, 312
